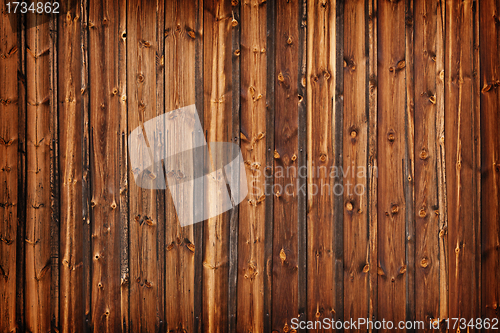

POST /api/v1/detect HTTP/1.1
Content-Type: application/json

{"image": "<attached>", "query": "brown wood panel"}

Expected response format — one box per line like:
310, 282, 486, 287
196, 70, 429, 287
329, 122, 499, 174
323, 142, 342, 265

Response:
413, 0, 440, 327
306, 0, 336, 330
377, 0, 407, 330
88, 0, 123, 331
343, 0, 369, 328
164, 0, 199, 331
480, 0, 500, 324
202, 0, 233, 331
272, 0, 300, 331
58, 0, 84, 331
127, 0, 164, 331
445, 0, 480, 325
0, 5, 19, 332
237, 0, 267, 331
25, 12, 52, 333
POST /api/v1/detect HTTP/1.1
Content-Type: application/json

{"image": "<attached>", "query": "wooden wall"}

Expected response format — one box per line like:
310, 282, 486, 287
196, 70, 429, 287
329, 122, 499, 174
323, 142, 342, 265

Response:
0, 0, 499, 332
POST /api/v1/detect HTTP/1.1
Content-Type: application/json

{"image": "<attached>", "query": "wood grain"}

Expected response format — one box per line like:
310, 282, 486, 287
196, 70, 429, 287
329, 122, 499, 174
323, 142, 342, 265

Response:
306, 0, 336, 330
377, 0, 407, 330
0, 4, 19, 332
272, 0, 300, 331
343, 0, 369, 328
202, 0, 233, 331
445, 0, 480, 324
480, 0, 500, 324
25, 11, 52, 333
237, 0, 267, 331
58, 0, 84, 331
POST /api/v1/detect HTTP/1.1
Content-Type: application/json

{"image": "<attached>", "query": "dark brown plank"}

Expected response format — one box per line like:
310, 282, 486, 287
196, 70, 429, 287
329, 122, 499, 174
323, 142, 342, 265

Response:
25, 11, 52, 333
272, 0, 300, 330
88, 0, 123, 331
480, 0, 500, 325
58, 0, 84, 331
164, 0, 199, 331
306, 0, 336, 330
343, 0, 369, 327
237, 0, 268, 331
377, 0, 407, 330
0, 4, 19, 332
445, 0, 480, 325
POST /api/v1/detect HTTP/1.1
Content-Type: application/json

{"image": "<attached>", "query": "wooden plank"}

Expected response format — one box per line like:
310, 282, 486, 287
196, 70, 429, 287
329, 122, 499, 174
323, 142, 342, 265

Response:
306, 0, 336, 329
297, 0, 307, 327
127, 0, 163, 331
228, 1, 241, 331
343, 0, 369, 326
88, 0, 123, 331
367, 0, 378, 329
25, 11, 52, 333
480, 0, 500, 324
0, 5, 19, 332
377, 0, 407, 329
58, 0, 84, 331
164, 0, 199, 331
404, 0, 415, 328
118, 0, 129, 330
435, 0, 448, 326
264, 0, 276, 331
272, 0, 300, 330
236, 0, 267, 331
81, 0, 92, 330
333, 0, 344, 327
202, 0, 233, 330
413, 0, 440, 327
445, 0, 480, 324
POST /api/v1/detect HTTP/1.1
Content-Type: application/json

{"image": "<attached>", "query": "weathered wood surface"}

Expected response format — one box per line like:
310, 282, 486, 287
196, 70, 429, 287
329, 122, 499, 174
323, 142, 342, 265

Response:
0, 0, 499, 331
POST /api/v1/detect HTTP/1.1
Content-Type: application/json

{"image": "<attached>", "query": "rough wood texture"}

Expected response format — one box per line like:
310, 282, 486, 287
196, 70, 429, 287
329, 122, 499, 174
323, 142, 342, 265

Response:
272, 0, 300, 331
306, 0, 336, 329
237, 0, 267, 331
377, 0, 407, 329
25, 12, 52, 333
413, 0, 440, 326
58, 0, 84, 331
88, 0, 123, 331
164, 0, 199, 331
480, 0, 500, 324
445, 0, 480, 324
0, 4, 19, 332
127, 0, 164, 331
2, 1, 500, 331
343, 0, 369, 326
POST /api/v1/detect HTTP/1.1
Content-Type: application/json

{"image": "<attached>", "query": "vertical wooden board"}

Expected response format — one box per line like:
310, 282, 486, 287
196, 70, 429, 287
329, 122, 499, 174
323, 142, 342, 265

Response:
58, 0, 84, 331
413, 0, 439, 326
272, 0, 299, 330
202, 0, 233, 331
25, 12, 52, 333
127, 0, 163, 331
118, 0, 129, 330
237, 0, 267, 331
343, 0, 369, 327
480, 0, 500, 323
445, 0, 479, 324
0, 5, 18, 332
306, 0, 336, 329
88, 0, 123, 331
367, 0, 378, 327
164, 0, 198, 331
377, 0, 407, 329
